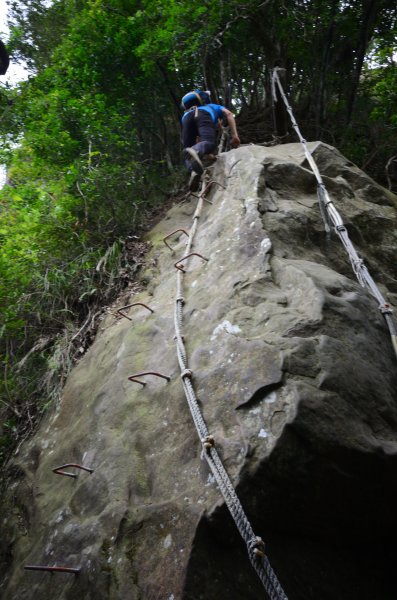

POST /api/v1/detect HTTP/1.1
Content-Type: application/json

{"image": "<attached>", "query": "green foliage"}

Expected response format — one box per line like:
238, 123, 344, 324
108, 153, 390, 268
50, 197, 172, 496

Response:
0, 0, 182, 461
368, 65, 397, 124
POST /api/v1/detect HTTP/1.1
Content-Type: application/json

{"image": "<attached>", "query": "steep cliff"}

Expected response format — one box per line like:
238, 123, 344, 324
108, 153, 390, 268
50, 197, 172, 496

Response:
1, 142, 396, 600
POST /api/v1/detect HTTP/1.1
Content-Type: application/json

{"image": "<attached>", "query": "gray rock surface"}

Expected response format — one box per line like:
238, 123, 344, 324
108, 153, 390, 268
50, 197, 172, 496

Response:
1, 142, 396, 600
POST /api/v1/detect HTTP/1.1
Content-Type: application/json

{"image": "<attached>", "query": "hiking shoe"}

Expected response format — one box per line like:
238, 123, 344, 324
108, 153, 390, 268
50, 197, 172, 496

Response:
184, 148, 204, 175
189, 171, 201, 192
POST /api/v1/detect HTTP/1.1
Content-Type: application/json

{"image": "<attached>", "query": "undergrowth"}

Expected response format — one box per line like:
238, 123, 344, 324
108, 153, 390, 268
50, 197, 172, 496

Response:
0, 160, 186, 466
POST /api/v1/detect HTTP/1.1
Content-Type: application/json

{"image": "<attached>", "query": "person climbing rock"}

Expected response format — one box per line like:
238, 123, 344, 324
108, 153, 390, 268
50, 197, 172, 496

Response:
181, 90, 240, 191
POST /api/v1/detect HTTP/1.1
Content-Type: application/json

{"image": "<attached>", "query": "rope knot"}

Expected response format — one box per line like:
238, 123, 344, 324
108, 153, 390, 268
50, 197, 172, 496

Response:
248, 536, 266, 559
173, 334, 185, 341
379, 303, 393, 315
181, 369, 193, 380
201, 435, 215, 450
176, 296, 185, 304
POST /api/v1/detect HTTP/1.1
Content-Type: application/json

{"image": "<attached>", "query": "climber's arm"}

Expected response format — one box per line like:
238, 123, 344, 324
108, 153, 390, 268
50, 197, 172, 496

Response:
222, 108, 241, 147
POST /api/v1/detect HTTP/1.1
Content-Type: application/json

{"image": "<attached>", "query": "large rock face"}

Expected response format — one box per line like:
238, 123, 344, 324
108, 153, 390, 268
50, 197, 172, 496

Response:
1, 142, 397, 600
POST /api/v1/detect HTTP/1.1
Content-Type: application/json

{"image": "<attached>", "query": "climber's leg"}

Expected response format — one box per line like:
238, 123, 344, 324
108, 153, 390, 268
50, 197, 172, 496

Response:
193, 111, 217, 157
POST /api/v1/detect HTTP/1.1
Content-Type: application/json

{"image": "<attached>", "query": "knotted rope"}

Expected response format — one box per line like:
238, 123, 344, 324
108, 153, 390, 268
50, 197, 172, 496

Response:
172, 174, 288, 600
272, 67, 397, 360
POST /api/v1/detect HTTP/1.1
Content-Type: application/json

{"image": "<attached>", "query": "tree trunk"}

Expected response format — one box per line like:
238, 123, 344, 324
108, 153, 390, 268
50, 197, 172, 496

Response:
0, 40, 9, 75
156, 62, 182, 119
272, 65, 289, 138
315, 0, 339, 135
346, 0, 379, 123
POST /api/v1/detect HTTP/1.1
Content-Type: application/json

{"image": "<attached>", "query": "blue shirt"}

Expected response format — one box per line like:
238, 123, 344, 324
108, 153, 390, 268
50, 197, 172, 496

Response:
182, 103, 225, 123
198, 103, 225, 123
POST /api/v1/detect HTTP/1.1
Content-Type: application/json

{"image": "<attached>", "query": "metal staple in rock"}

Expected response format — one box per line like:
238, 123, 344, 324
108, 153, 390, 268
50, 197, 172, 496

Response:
271, 67, 397, 360
173, 174, 288, 599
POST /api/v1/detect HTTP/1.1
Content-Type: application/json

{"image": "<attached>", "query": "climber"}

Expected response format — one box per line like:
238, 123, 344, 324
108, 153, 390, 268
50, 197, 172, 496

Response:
181, 89, 241, 191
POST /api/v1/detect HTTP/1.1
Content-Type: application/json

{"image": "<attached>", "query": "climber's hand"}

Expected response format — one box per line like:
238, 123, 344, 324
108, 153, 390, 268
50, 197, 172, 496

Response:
231, 135, 241, 148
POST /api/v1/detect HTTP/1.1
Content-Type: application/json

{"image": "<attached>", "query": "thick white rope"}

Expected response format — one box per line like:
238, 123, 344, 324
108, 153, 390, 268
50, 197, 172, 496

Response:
172, 174, 288, 600
271, 67, 397, 360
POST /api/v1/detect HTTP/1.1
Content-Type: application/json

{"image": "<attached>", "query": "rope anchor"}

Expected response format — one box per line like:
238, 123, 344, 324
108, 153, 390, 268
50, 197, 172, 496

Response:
379, 303, 393, 315
163, 229, 189, 251
181, 368, 193, 379
175, 252, 209, 273
116, 302, 154, 321
201, 180, 226, 203
201, 435, 215, 450
248, 536, 266, 559
128, 371, 171, 386
52, 463, 94, 478
24, 565, 81, 575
